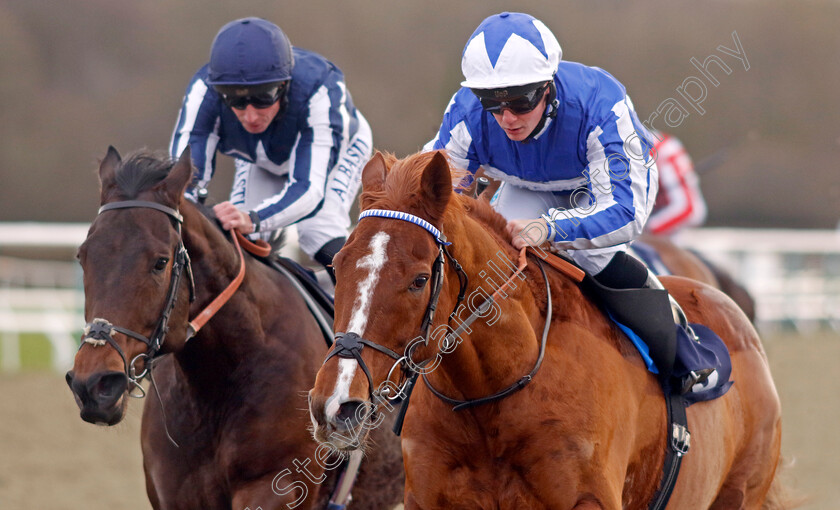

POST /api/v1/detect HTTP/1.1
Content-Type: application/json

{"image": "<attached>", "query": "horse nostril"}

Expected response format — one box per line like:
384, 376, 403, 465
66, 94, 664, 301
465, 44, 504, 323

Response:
88, 371, 128, 405
65, 371, 75, 389
336, 400, 365, 427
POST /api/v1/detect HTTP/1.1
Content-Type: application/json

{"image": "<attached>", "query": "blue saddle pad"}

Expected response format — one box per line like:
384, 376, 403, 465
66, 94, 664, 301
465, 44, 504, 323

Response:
611, 317, 734, 406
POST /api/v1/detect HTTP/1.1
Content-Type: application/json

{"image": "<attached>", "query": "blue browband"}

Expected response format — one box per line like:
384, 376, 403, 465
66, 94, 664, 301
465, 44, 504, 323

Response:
358, 209, 451, 246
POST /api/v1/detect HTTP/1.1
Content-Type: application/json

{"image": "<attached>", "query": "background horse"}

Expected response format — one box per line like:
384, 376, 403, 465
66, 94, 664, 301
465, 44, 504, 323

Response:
308, 150, 785, 509
66, 148, 403, 509
637, 233, 757, 323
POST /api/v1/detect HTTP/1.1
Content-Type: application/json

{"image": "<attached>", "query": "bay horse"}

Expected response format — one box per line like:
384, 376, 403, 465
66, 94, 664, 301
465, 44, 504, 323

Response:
66, 148, 403, 509
308, 150, 785, 509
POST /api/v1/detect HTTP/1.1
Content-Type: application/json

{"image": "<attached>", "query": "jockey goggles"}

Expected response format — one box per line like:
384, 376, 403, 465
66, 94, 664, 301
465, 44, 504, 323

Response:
216, 81, 287, 110
473, 82, 549, 115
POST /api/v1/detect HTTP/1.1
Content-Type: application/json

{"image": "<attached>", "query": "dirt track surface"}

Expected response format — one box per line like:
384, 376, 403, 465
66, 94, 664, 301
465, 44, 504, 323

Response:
1, 332, 838, 509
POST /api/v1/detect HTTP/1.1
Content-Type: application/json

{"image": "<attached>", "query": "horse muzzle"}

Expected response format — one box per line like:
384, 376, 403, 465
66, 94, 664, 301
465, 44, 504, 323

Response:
308, 391, 373, 451
65, 369, 129, 425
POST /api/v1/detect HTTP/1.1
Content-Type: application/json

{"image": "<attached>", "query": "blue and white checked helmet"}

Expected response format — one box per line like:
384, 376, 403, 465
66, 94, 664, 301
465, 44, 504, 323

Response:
461, 12, 562, 89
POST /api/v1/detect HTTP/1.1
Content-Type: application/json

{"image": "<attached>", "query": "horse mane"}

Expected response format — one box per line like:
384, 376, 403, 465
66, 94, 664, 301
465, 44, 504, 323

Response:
112, 149, 175, 199
109, 149, 226, 229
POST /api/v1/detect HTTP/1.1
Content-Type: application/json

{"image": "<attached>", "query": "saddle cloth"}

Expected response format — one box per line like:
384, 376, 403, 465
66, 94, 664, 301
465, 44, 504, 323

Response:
611, 315, 734, 406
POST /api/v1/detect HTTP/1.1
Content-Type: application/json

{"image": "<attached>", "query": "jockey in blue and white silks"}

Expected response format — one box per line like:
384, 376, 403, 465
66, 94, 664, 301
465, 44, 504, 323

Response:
425, 12, 713, 393
425, 12, 657, 275
170, 17, 371, 281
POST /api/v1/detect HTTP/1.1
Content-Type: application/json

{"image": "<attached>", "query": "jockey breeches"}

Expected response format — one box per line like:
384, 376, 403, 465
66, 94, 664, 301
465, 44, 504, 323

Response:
231, 113, 372, 258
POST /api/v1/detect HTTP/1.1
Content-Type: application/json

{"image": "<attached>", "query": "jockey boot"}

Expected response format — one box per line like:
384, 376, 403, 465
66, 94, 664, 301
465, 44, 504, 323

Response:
640, 269, 715, 394
589, 252, 714, 394
314, 237, 346, 285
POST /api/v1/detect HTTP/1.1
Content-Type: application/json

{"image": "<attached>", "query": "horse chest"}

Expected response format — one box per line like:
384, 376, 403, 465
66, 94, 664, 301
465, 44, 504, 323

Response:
404, 429, 594, 510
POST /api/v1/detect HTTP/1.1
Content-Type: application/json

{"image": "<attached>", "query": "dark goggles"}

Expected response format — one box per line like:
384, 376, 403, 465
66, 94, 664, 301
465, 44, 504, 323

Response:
218, 82, 287, 110
474, 83, 549, 115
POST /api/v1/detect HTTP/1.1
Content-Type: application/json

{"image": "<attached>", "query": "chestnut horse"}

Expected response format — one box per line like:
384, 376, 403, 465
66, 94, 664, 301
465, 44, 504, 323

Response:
66, 148, 403, 509
308, 151, 785, 509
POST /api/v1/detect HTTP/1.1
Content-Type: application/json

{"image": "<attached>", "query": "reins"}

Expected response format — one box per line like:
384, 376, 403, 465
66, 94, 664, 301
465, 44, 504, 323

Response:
421, 247, 552, 411
186, 229, 270, 338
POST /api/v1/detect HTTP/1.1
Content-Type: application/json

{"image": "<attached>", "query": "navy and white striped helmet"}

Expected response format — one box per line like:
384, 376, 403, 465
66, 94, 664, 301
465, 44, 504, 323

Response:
207, 17, 294, 86
461, 12, 562, 90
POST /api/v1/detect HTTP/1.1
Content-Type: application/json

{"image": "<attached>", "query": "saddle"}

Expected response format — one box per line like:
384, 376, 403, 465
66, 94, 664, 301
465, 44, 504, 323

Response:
266, 255, 335, 348
538, 247, 732, 403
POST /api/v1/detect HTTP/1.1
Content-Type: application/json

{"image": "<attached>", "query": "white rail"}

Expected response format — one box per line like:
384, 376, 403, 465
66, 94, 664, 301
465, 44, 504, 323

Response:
679, 228, 840, 332
1, 224, 838, 371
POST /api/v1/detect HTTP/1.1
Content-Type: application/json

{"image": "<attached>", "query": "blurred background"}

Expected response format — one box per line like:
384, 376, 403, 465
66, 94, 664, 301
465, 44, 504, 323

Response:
0, 0, 838, 508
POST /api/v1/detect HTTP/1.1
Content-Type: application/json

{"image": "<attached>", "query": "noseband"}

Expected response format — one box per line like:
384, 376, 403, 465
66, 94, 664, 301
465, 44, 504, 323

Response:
81, 200, 195, 396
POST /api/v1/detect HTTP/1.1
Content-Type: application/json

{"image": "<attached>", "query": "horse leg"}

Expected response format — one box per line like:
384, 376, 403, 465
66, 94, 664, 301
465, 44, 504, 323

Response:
144, 471, 162, 510
709, 433, 782, 510
709, 485, 746, 509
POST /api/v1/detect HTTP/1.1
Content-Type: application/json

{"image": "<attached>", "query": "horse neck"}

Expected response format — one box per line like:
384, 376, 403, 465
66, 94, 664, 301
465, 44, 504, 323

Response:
429, 211, 552, 399
162, 206, 325, 402
176, 205, 260, 375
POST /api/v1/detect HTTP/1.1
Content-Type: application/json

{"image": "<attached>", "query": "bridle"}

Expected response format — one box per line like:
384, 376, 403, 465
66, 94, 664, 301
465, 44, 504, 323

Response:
80, 199, 252, 396
324, 209, 469, 408
322, 208, 551, 433
80, 200, 194, 396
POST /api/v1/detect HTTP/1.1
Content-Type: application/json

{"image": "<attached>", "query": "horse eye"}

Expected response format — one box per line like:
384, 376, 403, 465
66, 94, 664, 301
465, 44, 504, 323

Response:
410, 275, 429, 292
153, 257, 169, 272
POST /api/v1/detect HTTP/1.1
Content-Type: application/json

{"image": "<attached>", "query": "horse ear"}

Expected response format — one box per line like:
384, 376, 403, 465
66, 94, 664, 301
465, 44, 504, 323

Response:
420, 151, 452, 222
99, 146, 121, 185
161, 146, 195, 205
362, 151, 387, 193
98, 146, 121, 202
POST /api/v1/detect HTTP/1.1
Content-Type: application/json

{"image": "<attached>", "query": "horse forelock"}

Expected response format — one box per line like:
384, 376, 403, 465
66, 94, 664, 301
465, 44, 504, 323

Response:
109, 150, 175, 200
362, 151, 512, 240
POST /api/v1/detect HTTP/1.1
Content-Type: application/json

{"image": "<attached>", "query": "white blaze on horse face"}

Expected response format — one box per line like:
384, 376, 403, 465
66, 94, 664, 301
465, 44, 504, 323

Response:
347, 231, 390, 334
326, 231, 390, 420
326, 358, 360, 419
